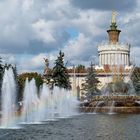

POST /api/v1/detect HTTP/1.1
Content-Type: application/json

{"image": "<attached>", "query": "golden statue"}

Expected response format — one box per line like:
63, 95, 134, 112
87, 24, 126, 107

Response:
111, 11, 117, 23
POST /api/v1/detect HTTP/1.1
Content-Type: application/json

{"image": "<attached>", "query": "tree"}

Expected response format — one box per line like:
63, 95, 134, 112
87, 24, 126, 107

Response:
0, 57, 4, 94
82, 62, 100, 96
76, 65, 85, 73
131, 67, 140, 94
0, 57, 3, 75
0, 57, 3, 78
52, 51, 71, 89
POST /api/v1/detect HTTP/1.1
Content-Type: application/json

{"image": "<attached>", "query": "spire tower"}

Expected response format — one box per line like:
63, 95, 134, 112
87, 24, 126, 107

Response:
107, 11, 121, 44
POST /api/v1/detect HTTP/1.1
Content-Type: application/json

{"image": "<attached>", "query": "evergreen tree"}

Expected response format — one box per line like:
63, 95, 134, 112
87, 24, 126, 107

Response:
82, 62, 100, 96
0, 57, 4, 93
52, 51, 71, 89
131, 67, 140, 94
0, 57, 3, 79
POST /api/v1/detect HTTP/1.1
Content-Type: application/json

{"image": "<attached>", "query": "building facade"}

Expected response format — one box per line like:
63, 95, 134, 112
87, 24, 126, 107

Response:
69, 12, 133, 97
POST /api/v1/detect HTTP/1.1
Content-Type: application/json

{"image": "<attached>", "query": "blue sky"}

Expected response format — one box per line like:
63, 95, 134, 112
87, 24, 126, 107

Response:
0, 0, 140, 73
65, 27, 79, 39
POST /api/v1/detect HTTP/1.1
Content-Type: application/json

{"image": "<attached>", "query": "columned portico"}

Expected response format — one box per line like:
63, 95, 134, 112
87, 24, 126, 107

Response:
98, 47, 130, 66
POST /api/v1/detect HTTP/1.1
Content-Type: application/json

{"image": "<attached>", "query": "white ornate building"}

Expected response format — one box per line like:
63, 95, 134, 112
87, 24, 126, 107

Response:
97, 11, 131, 68
95, 12, 133, 87
69, 12, 133, 97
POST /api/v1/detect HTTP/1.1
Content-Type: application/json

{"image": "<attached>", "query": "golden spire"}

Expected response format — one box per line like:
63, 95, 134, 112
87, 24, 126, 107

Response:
111, 11, 117, 23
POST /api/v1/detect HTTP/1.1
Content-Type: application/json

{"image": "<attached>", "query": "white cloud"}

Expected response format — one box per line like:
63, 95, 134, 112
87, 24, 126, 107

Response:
18, 52, 59, 73
63, 33, 97, 66
22, 0, 34, 11
19, 53, 46, 73
0, 0, 139, 73
32, 19, 56, 43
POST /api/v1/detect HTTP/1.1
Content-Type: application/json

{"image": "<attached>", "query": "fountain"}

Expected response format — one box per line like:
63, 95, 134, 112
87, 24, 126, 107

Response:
0, 68, 79, 128
80, 65, 140, 114
21, 78, 79, 123
1, 68, 17, 128
53, 88, 79, 118
108, 101, 115, 114
37, 83, 50, 121
22, 78, 40, 123
39, 86, 79, 120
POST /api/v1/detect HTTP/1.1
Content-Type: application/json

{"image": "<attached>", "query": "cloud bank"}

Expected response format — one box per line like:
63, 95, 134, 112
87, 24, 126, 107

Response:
0, 0, 139, 73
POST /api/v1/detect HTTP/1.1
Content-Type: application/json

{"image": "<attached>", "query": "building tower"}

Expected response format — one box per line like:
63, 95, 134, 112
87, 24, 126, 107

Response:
97, 11, 131, 67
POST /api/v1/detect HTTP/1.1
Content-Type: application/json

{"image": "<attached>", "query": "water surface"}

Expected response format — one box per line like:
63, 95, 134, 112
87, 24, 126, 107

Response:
0, 114, 140, 140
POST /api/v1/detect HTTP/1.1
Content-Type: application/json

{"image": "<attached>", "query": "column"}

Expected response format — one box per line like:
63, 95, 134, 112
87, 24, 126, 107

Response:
123, 54, 125, 66
121, 53, 123, 64
115, 53, 117, 65
100, 54, 102, 66
104, 54, 106, 65
111, 53, 113, 65
113, 53, 115, 65
106, 54, 108, 65
101, 54, 103, 66
126, 54, 129, 66
108, 53, 110, 66
103, 54, 105, 66
109, 53, 110, 66
119, 53, 121, 65
107, 53, 109, 65
99, 54, 101, 66
109, 53, 111, 65
105, 54, 107, 65
104, 54, 105, 65
124, 54, 127, 66
116, 53, 119, 65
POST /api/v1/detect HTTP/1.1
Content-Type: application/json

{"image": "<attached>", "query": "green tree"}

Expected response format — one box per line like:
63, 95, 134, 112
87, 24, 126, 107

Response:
52, 51, 71, 89
131, 67, 140, 94
82, 62, 100, 96
76, 64, 85, 72
0, 57, 3, 78
0, 57, 4, 93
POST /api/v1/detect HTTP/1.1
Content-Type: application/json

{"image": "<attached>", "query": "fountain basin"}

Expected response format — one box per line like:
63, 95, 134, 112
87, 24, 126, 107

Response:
79, 106, 140, 114
86, 95, 140, 102
80, 95, 140, 114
